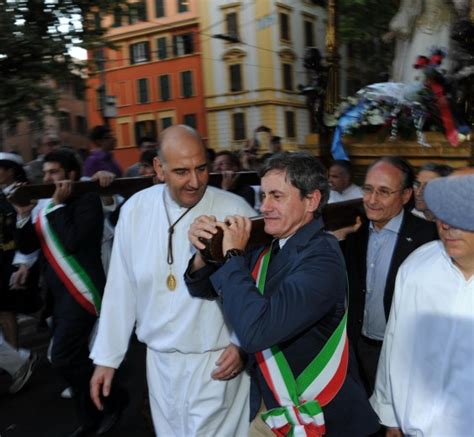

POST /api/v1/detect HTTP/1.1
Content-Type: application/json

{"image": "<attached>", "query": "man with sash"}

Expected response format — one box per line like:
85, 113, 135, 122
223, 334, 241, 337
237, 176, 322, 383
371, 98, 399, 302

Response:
13, 149, 123, 436
90, 125, 254, 436
186, 152, 379, 436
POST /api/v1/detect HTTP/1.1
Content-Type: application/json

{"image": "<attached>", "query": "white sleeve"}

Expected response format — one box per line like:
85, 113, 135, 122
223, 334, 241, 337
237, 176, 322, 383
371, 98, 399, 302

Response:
12, 250, 40, 268
369, 266, 407, 428
90, 207, 138, 368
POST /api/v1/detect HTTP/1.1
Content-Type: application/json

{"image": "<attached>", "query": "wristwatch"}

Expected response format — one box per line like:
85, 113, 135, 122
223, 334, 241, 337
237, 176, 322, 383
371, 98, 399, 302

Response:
224, 248, 245, 262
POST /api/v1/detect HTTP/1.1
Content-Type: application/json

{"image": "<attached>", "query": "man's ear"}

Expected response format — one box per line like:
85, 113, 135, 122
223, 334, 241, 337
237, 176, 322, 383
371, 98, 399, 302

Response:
153, 157, 165, 183
401, 187, 413, 205
67, 170, 77, 181
306, 190, 322, 213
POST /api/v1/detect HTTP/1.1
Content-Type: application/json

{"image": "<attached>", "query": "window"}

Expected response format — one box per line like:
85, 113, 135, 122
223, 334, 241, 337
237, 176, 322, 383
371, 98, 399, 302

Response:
183, 114, 197, 129
180, 71, 193, 97
161, 117, 173, 130
285, 111, 295, 138
130, 42, 150, 64
282, 63, 293, 91
226, 12, 239, 39
137, 78, 149, 104
155, 0, 165, 18
229, 64, 242, 92
158, 75, 171, 101
92, 48, 105, 72
233, 113, 246, 140
157, 37, 167, 59
279, 12, 290, 41
173, 33, 194, 56
135, 120, 157, 143
129, 1, 147, 24
75, 116, 87, 135
73, 80, 86, 100
304, 20, 314, 47
93, 12, 101, 30
113, 7, 123, 27
177, 0, 188, 13
59, 111, 71, 131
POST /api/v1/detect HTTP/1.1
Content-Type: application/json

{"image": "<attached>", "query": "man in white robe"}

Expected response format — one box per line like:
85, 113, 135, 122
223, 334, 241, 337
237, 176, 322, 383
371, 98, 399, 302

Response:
370, 174, 474, 436
90, 125, 254, 436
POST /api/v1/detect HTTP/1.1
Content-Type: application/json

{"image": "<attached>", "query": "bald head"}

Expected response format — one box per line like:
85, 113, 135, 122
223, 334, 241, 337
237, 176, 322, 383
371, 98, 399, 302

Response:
158, 125, 205, 163
153, 125, 209, 207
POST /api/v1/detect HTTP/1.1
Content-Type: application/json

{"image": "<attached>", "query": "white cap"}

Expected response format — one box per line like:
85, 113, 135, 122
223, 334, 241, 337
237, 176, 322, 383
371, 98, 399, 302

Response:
0, 152, 24, 166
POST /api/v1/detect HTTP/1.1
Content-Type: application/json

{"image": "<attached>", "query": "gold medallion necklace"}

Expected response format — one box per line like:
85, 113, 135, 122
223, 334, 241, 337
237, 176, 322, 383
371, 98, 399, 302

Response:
163, 189, 196, 291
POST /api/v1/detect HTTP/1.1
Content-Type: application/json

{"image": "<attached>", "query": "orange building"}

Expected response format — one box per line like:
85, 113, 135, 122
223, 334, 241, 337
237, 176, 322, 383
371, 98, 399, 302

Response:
86, 0, 206, 169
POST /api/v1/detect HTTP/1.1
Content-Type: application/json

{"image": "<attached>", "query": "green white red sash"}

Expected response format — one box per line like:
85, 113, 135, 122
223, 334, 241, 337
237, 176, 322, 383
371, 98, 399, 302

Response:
252, 246, 349, 436
35, 200, 101, 316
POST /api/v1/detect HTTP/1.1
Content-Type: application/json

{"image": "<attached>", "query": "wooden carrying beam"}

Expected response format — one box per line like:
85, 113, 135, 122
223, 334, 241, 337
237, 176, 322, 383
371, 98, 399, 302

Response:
8, 171, 261, 206
199, 198, 365, 263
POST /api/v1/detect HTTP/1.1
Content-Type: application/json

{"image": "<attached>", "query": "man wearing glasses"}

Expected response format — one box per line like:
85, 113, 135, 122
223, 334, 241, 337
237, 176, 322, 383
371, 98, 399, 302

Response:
339, 156, 437, 396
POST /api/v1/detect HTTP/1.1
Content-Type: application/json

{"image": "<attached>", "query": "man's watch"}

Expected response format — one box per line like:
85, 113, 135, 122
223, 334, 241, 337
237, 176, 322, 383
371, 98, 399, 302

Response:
224, 248, 245, 261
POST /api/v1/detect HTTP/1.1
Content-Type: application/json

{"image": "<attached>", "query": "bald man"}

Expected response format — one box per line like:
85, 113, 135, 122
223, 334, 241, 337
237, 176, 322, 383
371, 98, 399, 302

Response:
90, 125, 254, 436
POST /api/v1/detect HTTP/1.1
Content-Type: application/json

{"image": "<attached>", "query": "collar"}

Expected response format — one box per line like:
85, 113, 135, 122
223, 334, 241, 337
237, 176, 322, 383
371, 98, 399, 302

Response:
369, 208, 404, 234
277, 217, 325, 252
2, 183, 17, 196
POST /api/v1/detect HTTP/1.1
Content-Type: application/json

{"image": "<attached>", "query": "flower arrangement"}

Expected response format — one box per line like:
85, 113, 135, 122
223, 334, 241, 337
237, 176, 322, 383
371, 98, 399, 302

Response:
326, 49, 471, 160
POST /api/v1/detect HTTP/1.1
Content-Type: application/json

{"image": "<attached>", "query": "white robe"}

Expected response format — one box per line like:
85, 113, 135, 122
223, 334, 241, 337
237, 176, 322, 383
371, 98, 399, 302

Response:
370, 241, 474, 436
328, 183, 363, 204
91, 184, 256, 436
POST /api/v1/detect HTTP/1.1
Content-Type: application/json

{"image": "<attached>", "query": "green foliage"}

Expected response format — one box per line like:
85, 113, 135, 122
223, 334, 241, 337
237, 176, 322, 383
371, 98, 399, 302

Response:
339, 0, 399, 95
0, 0, 126, 127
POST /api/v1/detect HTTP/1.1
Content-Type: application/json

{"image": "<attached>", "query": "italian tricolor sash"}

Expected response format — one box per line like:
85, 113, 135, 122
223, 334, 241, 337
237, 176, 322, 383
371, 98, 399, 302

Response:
35, 200, 101, 316
252, 246, 349, 436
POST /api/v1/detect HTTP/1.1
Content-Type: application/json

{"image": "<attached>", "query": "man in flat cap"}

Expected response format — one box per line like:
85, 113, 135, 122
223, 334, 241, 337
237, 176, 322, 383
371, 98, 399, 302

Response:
370, 174, 474, 436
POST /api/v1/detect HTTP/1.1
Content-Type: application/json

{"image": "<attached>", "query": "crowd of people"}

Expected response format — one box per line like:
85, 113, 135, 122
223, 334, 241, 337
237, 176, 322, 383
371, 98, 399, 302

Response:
0, 123, 473, 436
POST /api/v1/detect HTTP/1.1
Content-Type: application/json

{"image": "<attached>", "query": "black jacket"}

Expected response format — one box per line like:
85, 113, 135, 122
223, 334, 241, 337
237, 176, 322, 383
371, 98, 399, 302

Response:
343, 211, 438, 344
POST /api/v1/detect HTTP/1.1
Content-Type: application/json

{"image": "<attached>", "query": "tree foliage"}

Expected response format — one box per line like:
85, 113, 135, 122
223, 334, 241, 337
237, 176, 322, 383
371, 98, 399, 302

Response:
339, 0, 399, 94
0, 0, 125, 127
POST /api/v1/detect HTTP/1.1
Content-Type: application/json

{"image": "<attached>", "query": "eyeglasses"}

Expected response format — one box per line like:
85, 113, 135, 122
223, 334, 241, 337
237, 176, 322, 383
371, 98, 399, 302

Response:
361, 185, 405, 199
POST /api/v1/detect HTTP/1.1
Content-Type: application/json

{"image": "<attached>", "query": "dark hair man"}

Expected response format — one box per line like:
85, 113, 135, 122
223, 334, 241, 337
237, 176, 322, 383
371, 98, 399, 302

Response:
328, 159, 363, 203
212, 151, 255, 207
125, 136, 157, 177
340, 156, 438, 395
84, 125, 122, 177
90, 125, 255, 436
412, 162, 452, 220
186, 151, 380, 436
13, 149, 124, 436
371, 174, 474, 436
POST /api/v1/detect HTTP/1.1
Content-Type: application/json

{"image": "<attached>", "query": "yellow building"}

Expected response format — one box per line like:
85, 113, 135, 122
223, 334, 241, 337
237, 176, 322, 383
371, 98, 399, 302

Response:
198, 0, 327, 152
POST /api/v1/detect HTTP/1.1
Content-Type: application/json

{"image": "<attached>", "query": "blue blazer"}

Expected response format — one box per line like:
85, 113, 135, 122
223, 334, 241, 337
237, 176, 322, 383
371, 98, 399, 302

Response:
186, 218, 380, 436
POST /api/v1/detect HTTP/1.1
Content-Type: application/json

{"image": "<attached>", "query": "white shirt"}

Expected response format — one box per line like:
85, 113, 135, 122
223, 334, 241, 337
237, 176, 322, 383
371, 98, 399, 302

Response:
91, 184, 256, 368
370, 241, 474, 436
328, 183, 363, 204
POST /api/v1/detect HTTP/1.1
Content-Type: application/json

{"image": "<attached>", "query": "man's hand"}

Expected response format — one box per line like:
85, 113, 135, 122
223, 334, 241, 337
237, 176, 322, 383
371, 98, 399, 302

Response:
219, 215, 251, 254
330, 216, 362, 241
90, 365, 116, 411
188, 215, 219, 251
386, 427, 403, 437
91, 170, 116, 187
211, 344, 244, 381
10, 264, 29, 289
52, 180, 72, 205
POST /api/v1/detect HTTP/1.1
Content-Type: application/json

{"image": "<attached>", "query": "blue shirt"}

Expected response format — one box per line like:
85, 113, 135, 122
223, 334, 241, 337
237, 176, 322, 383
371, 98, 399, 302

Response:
362, 209, 404, 340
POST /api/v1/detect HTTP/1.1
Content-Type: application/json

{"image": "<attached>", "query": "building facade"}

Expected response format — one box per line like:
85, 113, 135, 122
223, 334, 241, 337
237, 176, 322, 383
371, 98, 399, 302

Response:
86, 0, 206, 168
198, 0, 327, 152
1, 77, 88, 161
